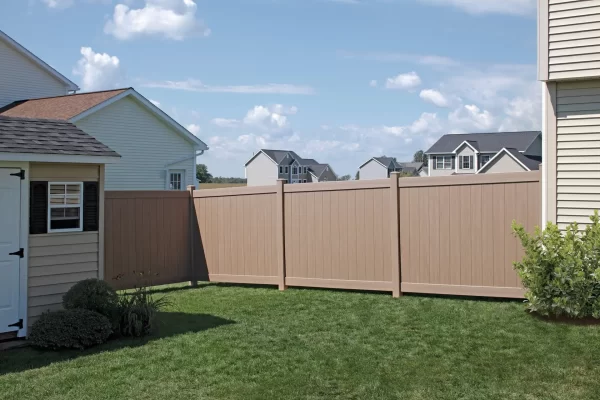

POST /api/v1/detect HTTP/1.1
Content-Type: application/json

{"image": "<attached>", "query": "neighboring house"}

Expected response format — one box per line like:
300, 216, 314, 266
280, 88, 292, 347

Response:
245, 149, 337, 186
538, 0, 600, 228
0, 30, 208, 191
425, 131, 542, 176
0, 115, 120, 338
358, 156, 424, 180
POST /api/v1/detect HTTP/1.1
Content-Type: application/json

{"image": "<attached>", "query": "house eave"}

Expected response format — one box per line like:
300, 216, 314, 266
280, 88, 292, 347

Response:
0, 152, 120, 164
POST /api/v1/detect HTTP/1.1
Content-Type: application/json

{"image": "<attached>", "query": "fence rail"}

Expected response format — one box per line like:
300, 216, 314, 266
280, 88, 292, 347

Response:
105, 171, 541, 298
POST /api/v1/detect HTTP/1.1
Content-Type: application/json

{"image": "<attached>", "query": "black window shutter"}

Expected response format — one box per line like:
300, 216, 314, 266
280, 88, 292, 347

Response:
29, 182, 48, 234
83, 182, 99, 232
432, 156, 437, 170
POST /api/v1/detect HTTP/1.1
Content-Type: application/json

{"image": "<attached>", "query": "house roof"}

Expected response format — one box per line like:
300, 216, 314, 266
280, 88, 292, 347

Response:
309, 164, 331, 178
0, 29, 79, 91
246, 149, 326, 168
0, 116, 119, 158
360, 156, 423, 172
477, 148, 541, 174
0, 88, 128, 120
0, 88, 208, 150
426, 131, 541, 154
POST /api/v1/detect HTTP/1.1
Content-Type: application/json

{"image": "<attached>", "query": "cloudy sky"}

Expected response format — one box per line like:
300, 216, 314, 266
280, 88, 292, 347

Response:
2, 0, 539, 177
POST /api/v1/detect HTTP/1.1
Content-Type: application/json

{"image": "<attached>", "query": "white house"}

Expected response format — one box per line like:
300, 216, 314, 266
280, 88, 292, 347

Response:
358, 156, 424, 180
0, 30, 208, 191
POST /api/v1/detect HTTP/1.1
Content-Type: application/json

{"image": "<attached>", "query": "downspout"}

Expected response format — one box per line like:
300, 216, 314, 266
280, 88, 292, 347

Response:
164, 149, 206, 189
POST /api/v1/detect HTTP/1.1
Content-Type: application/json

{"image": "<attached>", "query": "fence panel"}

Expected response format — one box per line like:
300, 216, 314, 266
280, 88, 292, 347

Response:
104, 191, 191, 290
398, 172, 541, 298
192, 187, 279, 285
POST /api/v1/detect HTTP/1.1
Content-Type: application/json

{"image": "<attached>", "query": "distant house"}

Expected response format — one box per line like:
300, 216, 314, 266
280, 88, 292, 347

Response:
0, 29, 208, 191
245, 149, 337, 186
424, 131, 542, 176
358, 156, 424, 180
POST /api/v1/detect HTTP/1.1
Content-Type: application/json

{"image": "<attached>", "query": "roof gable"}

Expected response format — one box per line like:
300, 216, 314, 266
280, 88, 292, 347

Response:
0, 30, 79, 91
476, 148, 540, 174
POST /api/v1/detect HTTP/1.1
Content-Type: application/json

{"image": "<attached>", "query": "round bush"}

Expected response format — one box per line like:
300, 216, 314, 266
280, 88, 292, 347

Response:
63, 279, 118, 318
29, 309, 112, 350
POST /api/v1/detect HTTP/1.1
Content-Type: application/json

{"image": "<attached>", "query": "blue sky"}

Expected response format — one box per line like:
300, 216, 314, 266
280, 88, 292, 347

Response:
1, 0, 539, 177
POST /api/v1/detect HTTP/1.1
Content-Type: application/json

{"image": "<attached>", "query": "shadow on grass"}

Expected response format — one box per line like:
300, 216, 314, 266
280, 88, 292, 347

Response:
0, 312, 234, 376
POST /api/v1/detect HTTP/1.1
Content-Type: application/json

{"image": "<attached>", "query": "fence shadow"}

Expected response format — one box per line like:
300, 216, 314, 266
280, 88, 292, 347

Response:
0, 312, 234, 376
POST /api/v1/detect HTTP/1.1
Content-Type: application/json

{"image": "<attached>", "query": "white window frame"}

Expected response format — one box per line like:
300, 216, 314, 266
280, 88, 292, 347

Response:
435, 156, 452, 170
167, 169, 185, 191
284, 166, 289, 174
459, 155, 472, 170
279, 166, 283, 174
292, 166, 298, 175
48, 182, 84, 233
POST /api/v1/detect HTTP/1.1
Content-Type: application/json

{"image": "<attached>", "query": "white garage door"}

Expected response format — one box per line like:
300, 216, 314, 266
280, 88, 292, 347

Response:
0, 168, 22, 333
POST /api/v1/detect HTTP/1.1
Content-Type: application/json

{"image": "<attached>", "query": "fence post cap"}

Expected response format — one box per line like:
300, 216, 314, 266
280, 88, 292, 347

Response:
187, 185, 196, 191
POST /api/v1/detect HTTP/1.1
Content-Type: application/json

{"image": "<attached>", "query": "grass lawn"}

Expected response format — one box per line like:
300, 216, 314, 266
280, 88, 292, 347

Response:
2, 284, 600, 400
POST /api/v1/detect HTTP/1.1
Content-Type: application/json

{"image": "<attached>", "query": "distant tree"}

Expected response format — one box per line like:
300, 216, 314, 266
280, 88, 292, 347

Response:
338, 174, 351, 181
196, 164, 213, 183
211, 177, 247, 184
355, 171, 360, 180
413, 150, 428, 166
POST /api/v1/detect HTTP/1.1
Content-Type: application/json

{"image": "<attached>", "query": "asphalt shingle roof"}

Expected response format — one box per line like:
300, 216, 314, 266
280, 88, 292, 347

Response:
425, 131, 541, 154
0, 116, 119, 157
504, 148, 541, 171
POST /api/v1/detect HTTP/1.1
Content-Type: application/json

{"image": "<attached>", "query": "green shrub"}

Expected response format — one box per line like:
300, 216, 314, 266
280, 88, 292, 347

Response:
117, 287, 168, 337
512, 211, 600, 318
29, 309, 112, 350
63, 279, 119, 328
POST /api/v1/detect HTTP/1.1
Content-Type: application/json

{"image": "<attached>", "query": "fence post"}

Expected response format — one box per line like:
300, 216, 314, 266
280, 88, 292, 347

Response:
276, 179, 287, 290
390, 172, 402, 297
188, 185, 198, 288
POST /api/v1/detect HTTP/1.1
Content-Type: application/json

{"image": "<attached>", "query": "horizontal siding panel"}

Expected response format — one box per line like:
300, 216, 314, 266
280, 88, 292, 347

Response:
550, 21, 600, 35
557, 162, 600, 170
558, 178, 600, 185
558, 185, 600, 193
29, 242, 98, 257
557, 140, 600, 148
28, 303, 63, 318
29, 252, 98, 267
28, 282, 79, 297
558, 208, 599, 216
557, 214, 597, 224
557, 171, 600, 178
557, 93, 600, 103
549, 1, 599, 12
558, 80, 600, 90
558, 222, 589, 230
551, 53, 600, 65
29, 270, 98, 288
557, 86, 600, 97
558, 110, 600, 117
557, 135, 600, 143
551, 45, 600, 56
29, 262, 99, 277
558, 193, 600, 201
550, 6, 600, 20
550, 61, 600, 72
549, 13, 600, 27
550, 37, 600, 49
557, 101, 600, 112
550, 29, 600, 43
28, 294, 64, 308
558, 200, 600, 208
29, 232, 98, 247
557, 147, 600, 156
555, 155, 600, 163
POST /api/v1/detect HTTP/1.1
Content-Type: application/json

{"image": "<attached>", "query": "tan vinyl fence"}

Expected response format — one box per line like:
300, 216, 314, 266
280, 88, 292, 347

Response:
105, 171, 540, 298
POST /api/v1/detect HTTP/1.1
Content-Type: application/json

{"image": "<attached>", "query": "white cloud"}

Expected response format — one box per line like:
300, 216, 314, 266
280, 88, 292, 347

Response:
73, 47, 122, 91
448, 104, 495, 132
420, 89, 450, 107
409, 112, 442, 134
369, 80, 378, 87
142, 79, 315, 95
149, 99, 161, 107
418, 0, 536, 16
243, 106, 289, 131
385, 72, 421, 90
41, 0, 74, 7
269, 104, 298, 115
186, 123, 201, 135
211, 118, 239, 128
104, 0, 210, 40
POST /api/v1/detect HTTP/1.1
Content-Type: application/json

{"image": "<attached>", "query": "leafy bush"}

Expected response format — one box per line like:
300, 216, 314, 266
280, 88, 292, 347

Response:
63, 279, 119, 328
117, 287, 168, 337
29, 309, 112, 350
512, 211, 600, 318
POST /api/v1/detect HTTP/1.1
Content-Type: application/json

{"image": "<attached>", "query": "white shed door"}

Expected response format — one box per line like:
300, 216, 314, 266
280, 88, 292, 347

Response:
0, 168, 22, 333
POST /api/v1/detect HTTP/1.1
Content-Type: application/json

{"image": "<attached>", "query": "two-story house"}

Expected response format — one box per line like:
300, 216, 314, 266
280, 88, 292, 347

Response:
245, 149, 338, 186
358, 157, 424, 180
0, 29, 207, 191
424, 131, 542, 176
538, 0, 600, 229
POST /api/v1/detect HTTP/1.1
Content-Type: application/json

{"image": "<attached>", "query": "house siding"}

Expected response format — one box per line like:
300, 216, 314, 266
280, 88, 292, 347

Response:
429, 154, 455, 176
0, 38, 68, 108
455, 145, 476, 174
481, 153, 528, 174
75, 96, 196, 190
552, 79, 600, 228
359, 159, 388, 180
27, 163, 102, 326
545, 1, 600, 80
246, 152, 278, 186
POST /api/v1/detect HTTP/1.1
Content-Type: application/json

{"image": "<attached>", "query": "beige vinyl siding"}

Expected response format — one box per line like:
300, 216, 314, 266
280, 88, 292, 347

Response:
27, 163, 101, 325
75, 96, 196, 191
246, 152, 278, 186
455, 144, 476, 174
429, 154, 455, 177
555, 80, 600, 229
0, 38, 68, 108
359, 160, 389, 180
548, 1, 600, 80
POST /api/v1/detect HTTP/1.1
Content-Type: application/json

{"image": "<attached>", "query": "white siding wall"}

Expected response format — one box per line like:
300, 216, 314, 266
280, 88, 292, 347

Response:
555, 80, 600, 228
481, 153, 528, 174
359, 160, 388, 180
246, 152, 278, 186
75, 97, 196, 191
548, 0, 600, 80
0, 39, 68, 108
429, 154, 455, 176
455, 145, 476, 174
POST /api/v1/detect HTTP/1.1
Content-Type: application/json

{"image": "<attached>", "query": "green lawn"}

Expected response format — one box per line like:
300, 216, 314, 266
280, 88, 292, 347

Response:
2, 284, 600, 400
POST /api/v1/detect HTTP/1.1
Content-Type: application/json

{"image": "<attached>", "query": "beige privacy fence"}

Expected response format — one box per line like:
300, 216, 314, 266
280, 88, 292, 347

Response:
105, 171, 541, 298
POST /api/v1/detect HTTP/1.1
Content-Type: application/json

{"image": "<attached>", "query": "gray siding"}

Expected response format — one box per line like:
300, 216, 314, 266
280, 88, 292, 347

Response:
555, 79, 600, 228
0, 38, 68, 108
481, 153, 528, 174
246, 152, 278, 186
359, 159, 388, 180
455, 144, 476, 174
428, 154, 455, 177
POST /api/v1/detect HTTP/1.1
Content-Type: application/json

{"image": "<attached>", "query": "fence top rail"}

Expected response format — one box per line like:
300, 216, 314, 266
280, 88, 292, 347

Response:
397, 170, 540, 188
193, 185, 277, 198
284, 179, 390, 193
105, 191, 191, 199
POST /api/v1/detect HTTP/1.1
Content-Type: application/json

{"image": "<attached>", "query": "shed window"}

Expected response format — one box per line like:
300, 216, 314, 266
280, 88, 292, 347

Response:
48, 183, 83, 233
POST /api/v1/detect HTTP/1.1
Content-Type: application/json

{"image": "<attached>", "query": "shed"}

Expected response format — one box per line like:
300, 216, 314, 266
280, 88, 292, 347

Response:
0, 116, 119, 339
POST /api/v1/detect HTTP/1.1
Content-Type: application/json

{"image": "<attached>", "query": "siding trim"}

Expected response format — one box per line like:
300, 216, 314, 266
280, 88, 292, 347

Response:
546, 82, 558, 224
539, 0, 550, 80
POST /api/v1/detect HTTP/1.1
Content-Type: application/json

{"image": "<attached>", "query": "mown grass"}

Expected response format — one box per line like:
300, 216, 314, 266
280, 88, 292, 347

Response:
1, 283, 600, 400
